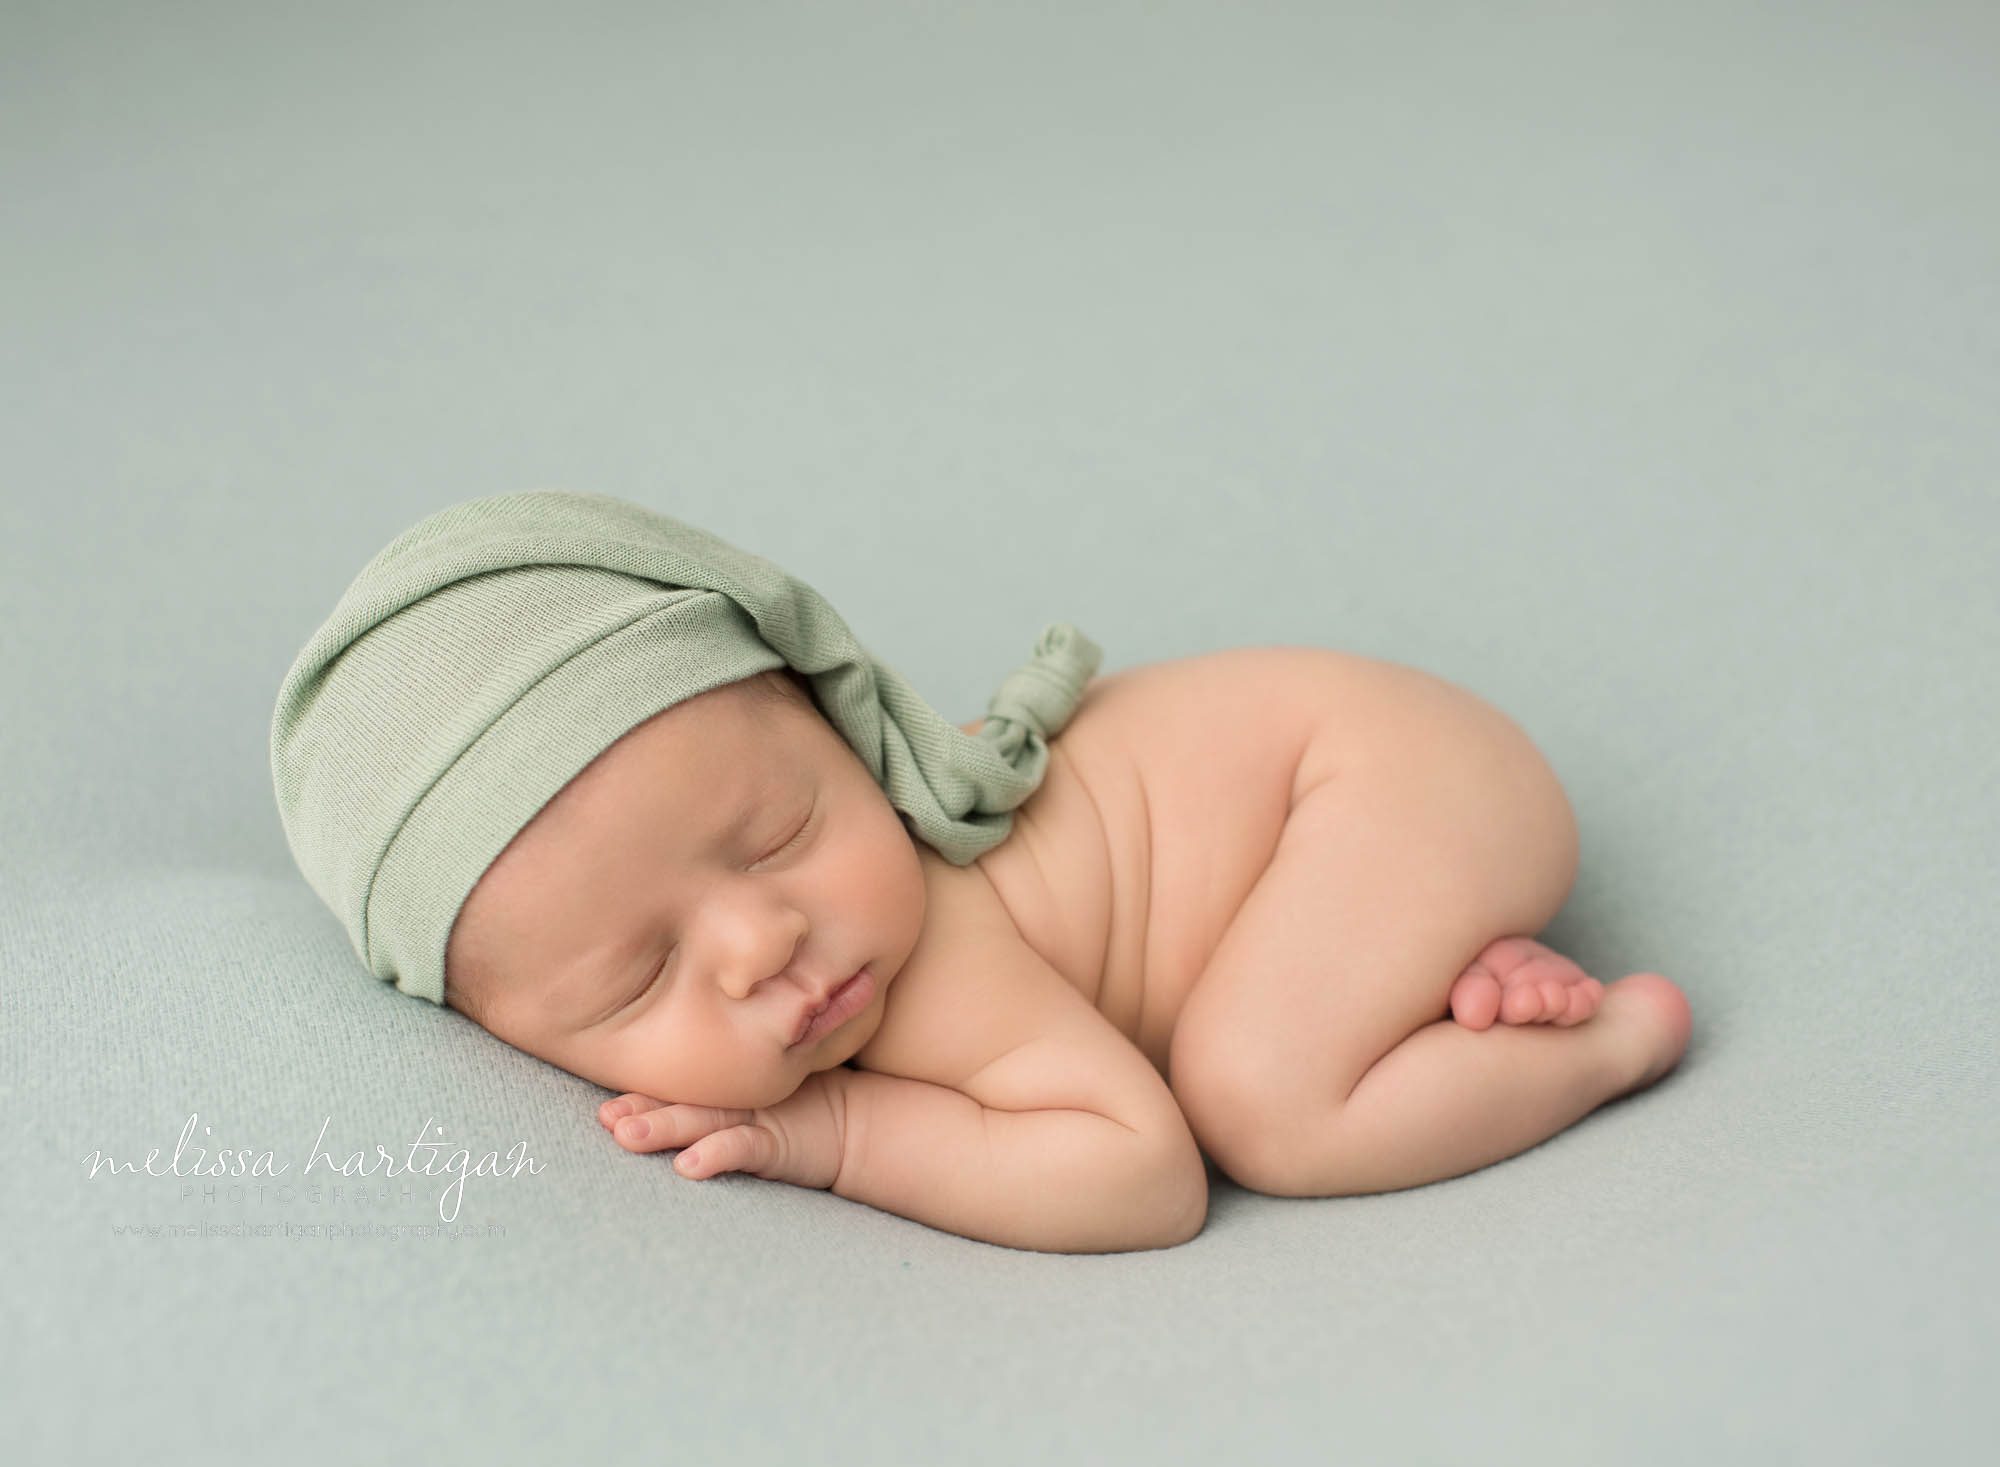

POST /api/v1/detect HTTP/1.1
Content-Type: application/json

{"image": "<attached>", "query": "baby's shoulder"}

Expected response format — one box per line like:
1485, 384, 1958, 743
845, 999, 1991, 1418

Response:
1059, 645, 1335, 802
966, 643, 1337, 800
847, 851, 1063, 1084
848, 850, 1185, 1133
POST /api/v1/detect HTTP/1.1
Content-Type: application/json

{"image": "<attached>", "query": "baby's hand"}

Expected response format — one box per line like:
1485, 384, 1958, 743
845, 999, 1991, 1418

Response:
597, 1072, 849, 1191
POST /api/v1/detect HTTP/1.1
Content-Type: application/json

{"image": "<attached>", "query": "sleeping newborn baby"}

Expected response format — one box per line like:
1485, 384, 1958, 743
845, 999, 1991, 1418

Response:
271, 490, 1691, 1255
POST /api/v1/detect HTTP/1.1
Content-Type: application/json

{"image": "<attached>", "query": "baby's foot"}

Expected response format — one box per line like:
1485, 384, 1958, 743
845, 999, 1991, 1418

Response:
1597, 972, 1694, 1096
1448, 935, 1605, 1031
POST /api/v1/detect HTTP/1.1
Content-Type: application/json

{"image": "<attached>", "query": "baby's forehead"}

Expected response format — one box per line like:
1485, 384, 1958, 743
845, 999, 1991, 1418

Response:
470, 699, 813, 911
581, 688, 818, 811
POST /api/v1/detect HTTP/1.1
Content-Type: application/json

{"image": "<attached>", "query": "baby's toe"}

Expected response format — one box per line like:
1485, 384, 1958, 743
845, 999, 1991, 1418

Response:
1553, 983, 1595, 1026
1500, 981, 1546, 1024
1449, 972, 1502, 1030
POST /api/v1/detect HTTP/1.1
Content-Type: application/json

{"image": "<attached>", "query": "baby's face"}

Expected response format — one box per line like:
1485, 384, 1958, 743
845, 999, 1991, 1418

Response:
444, 669, 927, 1111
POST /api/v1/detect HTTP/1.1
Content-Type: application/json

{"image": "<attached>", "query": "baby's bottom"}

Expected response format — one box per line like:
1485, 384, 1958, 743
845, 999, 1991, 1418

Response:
1165, 676, 1692, 1198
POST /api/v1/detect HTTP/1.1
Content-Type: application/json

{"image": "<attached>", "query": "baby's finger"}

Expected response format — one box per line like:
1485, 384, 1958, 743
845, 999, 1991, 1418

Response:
611, 1105, 688, 1152
675, 1123, 769, 1180
612, 1102, 755, 1156
599, 1093, 666, 1127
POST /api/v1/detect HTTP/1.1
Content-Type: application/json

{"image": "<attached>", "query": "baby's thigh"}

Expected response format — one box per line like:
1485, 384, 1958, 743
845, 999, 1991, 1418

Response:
1165, 685, 1580, 1168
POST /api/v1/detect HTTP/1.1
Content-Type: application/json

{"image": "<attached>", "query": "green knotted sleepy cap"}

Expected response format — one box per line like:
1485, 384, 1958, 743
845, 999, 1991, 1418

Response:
269, 488, 1103, 1007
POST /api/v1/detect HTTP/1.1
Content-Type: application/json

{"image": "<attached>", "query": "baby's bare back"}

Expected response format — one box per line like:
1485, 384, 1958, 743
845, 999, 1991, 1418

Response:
946, 645, 1481, 1079
844, 642, 1688, 1219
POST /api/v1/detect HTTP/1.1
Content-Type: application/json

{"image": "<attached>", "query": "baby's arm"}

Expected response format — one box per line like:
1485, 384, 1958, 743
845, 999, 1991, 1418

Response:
831, 914, 1207, 1254
606, 836, 1207, 1253
828, 1064, 1199, 1254
604, 1050, 1200, 1254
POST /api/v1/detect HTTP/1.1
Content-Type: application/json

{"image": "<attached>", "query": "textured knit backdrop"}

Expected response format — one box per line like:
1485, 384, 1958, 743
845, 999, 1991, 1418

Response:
4, 3, 1994, 1464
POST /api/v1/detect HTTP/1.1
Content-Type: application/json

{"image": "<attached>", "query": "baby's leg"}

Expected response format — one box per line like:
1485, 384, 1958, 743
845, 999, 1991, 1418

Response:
1271, 969, 1691, 1196
1168, 734, 1691, 1198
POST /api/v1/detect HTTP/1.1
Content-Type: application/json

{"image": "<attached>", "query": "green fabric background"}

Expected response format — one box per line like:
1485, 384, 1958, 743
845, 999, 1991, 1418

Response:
5, 2, 1993, 1463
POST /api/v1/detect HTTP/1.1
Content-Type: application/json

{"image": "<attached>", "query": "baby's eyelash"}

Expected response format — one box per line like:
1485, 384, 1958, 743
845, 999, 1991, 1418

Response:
755, 803, 816, 866
618, 955, 667, 1014
610, 803, 816, 1018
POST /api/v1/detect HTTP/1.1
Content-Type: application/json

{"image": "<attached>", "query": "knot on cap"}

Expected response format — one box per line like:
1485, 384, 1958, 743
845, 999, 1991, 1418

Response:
982, 622, 1102, 748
